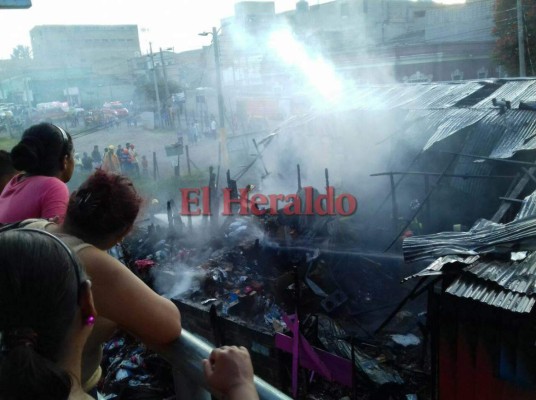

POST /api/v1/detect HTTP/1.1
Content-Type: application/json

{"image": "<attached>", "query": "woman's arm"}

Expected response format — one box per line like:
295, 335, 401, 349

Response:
79, 246, 181, 344
41, 179, 69, 222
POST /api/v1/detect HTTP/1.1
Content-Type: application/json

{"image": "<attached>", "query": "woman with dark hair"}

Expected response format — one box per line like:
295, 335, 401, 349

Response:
0, 229, 96, 399
0, 122, 75, 223
0, 150, 17, 194
24, 169, 181, 391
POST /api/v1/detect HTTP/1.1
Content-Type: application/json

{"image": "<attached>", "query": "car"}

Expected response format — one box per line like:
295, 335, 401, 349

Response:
103, 101, 129, 118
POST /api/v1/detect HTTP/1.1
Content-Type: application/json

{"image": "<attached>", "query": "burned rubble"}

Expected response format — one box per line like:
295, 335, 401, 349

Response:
111, 179, 431, 399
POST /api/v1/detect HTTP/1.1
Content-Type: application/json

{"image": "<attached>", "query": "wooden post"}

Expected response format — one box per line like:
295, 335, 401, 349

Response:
424, 175, 430, 232
176, 151, 180, 177
186, 145, 191, 175
209, 166, 218, 230
390, 173, 398, 232
152, 151, 159, 180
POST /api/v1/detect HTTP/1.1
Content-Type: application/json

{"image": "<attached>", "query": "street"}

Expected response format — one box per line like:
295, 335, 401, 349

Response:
72, 123, 220, 179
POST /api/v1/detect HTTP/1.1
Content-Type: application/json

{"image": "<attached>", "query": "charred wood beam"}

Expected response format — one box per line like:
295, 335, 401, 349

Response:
390, 174, 399, 232
233, 137, 273, 181
260, 242, 404, 261
374, 276, 443, 335
438, 150, 536, 167
371, 171, 516, 179
522, 167, 536, 185
371, 151, 423, 221
383, 154, 459, 252
499, 196, 525, 203
493, 167, 536, 222
253, 138, 270, 178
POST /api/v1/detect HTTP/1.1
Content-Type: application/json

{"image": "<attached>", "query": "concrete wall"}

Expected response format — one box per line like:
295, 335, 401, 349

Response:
425, 1, 494, 43
30, 25, 141, 75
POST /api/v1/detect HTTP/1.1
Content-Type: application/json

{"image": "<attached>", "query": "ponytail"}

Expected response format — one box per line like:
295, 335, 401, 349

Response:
0, 344, 71, 400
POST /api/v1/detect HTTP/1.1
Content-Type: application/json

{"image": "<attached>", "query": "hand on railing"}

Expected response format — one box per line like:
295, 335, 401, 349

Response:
203, 346, 260, 400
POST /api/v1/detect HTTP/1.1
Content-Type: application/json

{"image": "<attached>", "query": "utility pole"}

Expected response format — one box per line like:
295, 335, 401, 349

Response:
159, 47, 173, 129
517, 0, 526, 77
149, 42, 162, 128
212, 26, 228, 169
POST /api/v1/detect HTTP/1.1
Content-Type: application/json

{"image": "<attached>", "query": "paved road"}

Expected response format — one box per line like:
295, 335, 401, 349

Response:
72, 124, 220, 178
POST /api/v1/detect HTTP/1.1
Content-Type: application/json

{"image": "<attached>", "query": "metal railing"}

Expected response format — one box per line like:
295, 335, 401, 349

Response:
161, 329, 292, 400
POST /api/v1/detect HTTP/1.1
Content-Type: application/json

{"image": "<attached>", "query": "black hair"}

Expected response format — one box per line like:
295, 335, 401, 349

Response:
0, 230, 85, 400
10, 123, 73, 176
0, 150, 16, 177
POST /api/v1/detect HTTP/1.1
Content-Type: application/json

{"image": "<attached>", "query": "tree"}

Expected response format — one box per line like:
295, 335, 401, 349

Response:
134, 77, 181, 109
10, 45, 32, 60
493, 0, 536, 76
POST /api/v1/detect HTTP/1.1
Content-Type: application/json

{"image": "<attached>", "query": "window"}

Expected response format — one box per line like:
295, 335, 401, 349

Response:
477, 67, 488, 79
414, 10, 426, 18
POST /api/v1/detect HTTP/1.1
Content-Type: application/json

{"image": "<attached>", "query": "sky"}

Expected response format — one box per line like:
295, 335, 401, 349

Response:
0, 0, 464, 60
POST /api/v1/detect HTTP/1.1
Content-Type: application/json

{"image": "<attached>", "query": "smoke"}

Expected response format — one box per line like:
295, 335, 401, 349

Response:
151, 262, 204, 299
219, 11, 405, 227
267, 28, 344, 104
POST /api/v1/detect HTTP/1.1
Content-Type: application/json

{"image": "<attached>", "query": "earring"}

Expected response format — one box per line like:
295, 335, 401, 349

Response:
85, 315, 96, 326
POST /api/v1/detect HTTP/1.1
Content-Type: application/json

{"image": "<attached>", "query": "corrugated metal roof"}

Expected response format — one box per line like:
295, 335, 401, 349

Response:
446, 276, 536, 313
336, 82, 484, 111
340, 84, 437, 111
448, 112, 505, 194
404, 214, 536, 313
403, 216, 536, 263
404, 82, 484, 109
515, 191, 536, 220
485, 110, 536, 158
473, 80, 536, 109
465, 252, 536, 295
272, 80, 536, 161
423, 108, 490, 150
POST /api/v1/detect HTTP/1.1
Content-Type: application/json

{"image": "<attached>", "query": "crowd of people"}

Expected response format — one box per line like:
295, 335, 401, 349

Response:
0, 122, 259, 400
77, 142, 148, 178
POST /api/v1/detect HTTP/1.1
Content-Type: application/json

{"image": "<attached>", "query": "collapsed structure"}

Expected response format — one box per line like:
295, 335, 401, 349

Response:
106, 78, 536, 399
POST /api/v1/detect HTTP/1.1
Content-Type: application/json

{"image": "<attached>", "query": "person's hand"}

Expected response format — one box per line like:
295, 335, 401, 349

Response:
203, 346, 258, 400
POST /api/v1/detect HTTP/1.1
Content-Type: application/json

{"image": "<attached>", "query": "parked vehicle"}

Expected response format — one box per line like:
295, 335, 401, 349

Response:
103, 101, 129, 118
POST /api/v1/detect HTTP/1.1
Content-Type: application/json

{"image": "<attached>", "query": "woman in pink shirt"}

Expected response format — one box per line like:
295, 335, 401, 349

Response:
0, 122, 75, 223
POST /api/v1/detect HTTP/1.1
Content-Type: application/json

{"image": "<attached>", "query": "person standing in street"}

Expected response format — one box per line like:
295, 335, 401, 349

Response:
91, 145, 102, 169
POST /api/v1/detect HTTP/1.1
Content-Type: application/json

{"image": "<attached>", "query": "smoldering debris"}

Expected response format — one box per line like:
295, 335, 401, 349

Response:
117, 204, 430, 399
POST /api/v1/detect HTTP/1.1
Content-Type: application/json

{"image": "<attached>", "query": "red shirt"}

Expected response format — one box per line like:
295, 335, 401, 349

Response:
0, 174, 70, 223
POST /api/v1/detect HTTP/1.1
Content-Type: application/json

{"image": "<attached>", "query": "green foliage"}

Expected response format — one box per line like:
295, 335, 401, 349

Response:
10, 45, 32, 60
136, 78, 181, 104
493, 0, 536, 75
0, 137, 18, 152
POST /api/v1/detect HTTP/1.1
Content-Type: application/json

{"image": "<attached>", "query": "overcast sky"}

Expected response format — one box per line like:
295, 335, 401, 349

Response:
0, 0, 464, 60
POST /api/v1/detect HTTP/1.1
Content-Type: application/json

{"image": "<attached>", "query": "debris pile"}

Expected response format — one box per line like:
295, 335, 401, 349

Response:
112, 203, 431, 399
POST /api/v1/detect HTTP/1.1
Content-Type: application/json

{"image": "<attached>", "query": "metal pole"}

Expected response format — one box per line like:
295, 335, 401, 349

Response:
212, 27, 228, 169
517, 0, 526, 77
149, 42, 162, 128
160, 47, 174, 128
186, 145, 191, 175
161, 330, 292, 400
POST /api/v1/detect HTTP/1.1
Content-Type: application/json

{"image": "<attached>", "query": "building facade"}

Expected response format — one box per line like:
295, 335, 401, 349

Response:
30, 25, 140, 75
